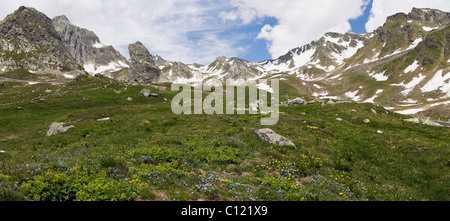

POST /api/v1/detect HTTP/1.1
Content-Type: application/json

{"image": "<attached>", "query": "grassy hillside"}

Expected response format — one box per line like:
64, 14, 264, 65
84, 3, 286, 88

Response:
0, 76, 449, 201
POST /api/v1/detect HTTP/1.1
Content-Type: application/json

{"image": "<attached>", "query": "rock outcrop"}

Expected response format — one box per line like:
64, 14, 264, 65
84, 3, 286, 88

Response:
46, 122, 75, 136
255, 128, 295, 147
0, 6, 84, 77
127, 41, 161, 84
52, 15, 129, 76
282, 97, 307, 107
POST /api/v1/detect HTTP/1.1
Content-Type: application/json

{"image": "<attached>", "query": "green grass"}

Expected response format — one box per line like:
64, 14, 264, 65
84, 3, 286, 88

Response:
0, 76, 448, 201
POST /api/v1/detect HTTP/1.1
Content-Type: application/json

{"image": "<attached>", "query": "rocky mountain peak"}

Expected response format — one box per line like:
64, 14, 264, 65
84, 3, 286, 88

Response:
52, 15, 129, 76
129, 41, 156, 66
0, 6, 84, 76
52, 15, 71, 24
127, 41, 161, 84
409, 7, 450, 25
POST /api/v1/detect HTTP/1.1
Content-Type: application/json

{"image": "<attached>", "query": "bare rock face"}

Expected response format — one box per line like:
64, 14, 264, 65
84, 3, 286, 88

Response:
46, 122, 75, 137
0, 6, 84, 76
255, 128, 295, 147
127, 41, 161, 84
52, 15, 129, 76
207, 57, 264, 81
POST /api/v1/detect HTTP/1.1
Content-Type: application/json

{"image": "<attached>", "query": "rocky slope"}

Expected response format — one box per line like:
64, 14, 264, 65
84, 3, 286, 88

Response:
52, 15, 129, 77
310, 7, 450, 117
0, 6, 85, 77
116, 41, 161, 84
0, 6, 448, 117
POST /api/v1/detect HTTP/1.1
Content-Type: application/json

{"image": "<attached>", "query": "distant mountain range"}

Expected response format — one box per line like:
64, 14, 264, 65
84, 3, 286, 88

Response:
0, 6, 449, 117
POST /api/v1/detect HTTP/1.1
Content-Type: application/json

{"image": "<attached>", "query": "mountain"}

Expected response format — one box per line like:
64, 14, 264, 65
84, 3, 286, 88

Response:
52, 15, 129, 77
0, 6, 84, 77
312, 7, 450, 117
114, 41, 161, 84
0, 6, 448, 117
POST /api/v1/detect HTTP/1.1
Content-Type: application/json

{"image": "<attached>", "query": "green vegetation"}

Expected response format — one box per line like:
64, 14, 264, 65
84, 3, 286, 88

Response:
0, 75, 449, 201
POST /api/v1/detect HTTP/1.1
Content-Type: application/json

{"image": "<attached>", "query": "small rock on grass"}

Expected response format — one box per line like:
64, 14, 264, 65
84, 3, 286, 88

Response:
255, 128, 295, 147
46, 122, 75, 137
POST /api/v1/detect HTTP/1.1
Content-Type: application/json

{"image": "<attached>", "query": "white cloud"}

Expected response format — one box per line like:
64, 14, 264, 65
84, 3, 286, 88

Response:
366, 0, 450, 32
221, 0, 369, 59
0, 0, 244, 65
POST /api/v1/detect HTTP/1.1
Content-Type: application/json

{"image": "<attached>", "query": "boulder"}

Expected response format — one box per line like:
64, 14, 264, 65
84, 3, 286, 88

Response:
0, 82, 4, 86
139, 88, 151, 97
282, 97, 307, 106
255, 128, 295, 147
404, 118, 420, 123
46, 122, 75, 137
422, 119, 442, 127
364, 119, 371, 123
127, 97, 133, 101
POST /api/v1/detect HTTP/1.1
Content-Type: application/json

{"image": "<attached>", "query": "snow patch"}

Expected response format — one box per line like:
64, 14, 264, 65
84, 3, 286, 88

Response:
320, 96, 339, 100
423, 26, 437, 32
404, 60, 420, 73
84, 61, 129, 75
63, 74, 75, 79
407, 38, 423, 50
363, 52, 380, 64
421, 70, 450, 96
327, 73, 342, 80
257, 83, 274, 93
392, 74, 426, 95
396, 108, 426, 115
369, 71, 388, 81
93, 42, 105, 48
363, 89, 384, 103
345, 90, 361, 102
292, 47, 316, 68
330, 40, 364, 65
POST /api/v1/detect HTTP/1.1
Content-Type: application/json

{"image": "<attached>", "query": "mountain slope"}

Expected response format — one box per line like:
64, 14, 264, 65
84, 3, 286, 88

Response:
52, 15, 129, 77
0, 6, 85, 77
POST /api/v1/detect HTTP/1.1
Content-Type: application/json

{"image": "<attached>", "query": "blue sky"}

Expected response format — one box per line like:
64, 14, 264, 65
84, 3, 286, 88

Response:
349, 0, 373, 34
1, 0, 450, 65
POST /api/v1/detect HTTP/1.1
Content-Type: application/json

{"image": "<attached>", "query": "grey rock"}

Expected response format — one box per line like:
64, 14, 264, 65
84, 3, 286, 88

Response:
139, 88, 151, 97
128, 41, 161, 84
364, 119, 371, 123
282, 97, 307, 107
152, 85, 167, 91
422, 119, 442, 127
127, 97, 133, 101
255, 128, 295, 147
46, 122, 75, 136
206, 57, 264, 81
52, 15, 129, 75
0, 82, 4, 86
0, 7, 84, 76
